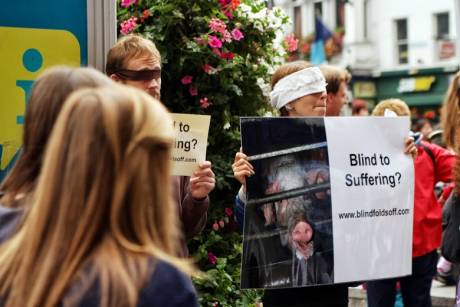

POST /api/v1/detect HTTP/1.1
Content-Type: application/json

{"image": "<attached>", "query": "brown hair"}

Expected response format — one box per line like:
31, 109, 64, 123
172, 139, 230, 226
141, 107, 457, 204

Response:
372, 98, 411, 117
320, 65, 351, 94
0, 66, 113, 208
0, 85, 194, 307
441, 71, 460, 151
106, 35, 161, 76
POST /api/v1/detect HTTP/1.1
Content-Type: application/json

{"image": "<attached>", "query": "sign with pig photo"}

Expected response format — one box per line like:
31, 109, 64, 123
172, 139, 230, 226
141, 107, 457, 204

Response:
240, 117, 414, 289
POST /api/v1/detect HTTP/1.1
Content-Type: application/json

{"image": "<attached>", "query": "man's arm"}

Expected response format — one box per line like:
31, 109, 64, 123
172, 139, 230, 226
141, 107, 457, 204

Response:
180, 162, 215, 239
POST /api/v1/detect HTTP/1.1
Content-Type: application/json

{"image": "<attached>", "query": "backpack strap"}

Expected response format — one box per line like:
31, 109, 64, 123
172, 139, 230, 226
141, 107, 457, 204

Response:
420, 143, 435, 166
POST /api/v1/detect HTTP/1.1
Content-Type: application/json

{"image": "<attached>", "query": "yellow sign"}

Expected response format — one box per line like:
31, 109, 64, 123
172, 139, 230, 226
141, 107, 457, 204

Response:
397, 76, 436, 93
0, 27, 80, 174
171, 113, 211, 176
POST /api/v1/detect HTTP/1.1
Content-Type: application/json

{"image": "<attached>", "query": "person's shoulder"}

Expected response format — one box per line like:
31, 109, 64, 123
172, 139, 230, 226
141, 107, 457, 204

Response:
421, 140, 451, 155
138, 260, 198, 307
0, 205, 24, 243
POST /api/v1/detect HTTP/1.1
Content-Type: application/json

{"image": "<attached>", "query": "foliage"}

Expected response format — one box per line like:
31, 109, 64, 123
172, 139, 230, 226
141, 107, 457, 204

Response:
118, 0, 290, 305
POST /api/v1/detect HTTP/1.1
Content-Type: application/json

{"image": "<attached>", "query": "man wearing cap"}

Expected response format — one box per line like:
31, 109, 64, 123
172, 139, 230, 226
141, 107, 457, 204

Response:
106, 34, 215, 256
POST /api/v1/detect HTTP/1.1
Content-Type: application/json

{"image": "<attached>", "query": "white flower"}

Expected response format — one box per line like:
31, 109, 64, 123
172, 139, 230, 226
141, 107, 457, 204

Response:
256, 77, 271, 98
267, 8, 283, 29
253, 20, 264, 32
223, 122, 231, 130
252, 8, 267, 21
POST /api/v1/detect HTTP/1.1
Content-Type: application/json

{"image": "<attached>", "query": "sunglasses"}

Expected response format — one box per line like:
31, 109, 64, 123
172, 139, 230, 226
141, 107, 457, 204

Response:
115, 69, 161, 81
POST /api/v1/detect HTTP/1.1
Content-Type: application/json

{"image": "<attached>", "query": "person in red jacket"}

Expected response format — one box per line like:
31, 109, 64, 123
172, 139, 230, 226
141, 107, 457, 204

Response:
367, 98, 455, 307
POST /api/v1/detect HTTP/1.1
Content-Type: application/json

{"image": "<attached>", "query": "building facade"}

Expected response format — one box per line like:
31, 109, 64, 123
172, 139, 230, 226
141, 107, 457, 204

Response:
275, 0, 460, 117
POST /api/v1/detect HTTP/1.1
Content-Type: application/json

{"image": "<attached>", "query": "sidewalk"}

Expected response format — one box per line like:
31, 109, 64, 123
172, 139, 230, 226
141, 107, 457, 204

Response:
348, 280, 456, 307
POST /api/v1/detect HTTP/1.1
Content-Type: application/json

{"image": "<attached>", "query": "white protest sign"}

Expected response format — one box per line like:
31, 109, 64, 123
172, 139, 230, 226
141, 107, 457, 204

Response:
171, 113, 210, 176
325, 116, 413, 282
240, 117, 414, 289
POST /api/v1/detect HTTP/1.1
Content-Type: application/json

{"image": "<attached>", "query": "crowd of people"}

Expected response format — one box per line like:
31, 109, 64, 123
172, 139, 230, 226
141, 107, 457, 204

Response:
0, 33, 459, 307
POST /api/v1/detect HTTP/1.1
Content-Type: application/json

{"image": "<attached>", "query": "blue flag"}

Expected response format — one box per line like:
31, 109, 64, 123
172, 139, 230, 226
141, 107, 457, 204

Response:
310, 16, 332, 65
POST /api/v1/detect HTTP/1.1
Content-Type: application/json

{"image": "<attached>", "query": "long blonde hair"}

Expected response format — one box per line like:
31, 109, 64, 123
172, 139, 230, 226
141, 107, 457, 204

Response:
441, 71, 460, 151
0, 85, 194, 307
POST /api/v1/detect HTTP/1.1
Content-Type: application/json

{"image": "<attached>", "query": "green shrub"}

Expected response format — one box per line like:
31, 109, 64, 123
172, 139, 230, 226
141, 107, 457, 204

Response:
118, 1, 290, 305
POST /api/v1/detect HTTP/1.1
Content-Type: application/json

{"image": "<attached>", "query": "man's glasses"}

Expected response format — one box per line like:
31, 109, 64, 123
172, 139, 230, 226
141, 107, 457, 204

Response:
115, 69, 161, 81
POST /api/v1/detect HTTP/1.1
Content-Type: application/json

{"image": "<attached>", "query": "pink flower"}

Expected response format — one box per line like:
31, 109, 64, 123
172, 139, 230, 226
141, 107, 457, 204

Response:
219, 220, 225, 228
189, 86, 198, 96
284, 34, 299, 52
212, 222, 219, 231
223, 10, 233, 19
212, 302, 219, 307
222, 30, 232, 43
120, 17, 138, 35
181, 75, 193, 85
220, 52, 235, 60
120, 0, 137, 8
212, 48, 222, 56
207, 251, 218, 265
200, 97, 212, 109
208, 35, 222, 48
231, 28, 244, 41
194, 37, 207, 46
209, 18, 227, 33
225, 207, 233, 217
203, 64, 217, 74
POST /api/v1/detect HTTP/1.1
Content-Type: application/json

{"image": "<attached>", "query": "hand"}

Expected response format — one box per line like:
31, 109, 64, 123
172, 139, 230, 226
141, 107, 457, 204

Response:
404, 136, 418, 159
232, 151, 254, 187
190, 161, 215, 200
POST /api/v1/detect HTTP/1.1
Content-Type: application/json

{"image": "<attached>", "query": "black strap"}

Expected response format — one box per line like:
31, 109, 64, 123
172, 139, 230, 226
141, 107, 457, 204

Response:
420, 143, 435, 166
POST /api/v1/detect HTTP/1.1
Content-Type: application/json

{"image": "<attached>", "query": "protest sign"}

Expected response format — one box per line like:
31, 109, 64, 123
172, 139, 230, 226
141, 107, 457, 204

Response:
171, 113, 210, 176
240, 117, 414, 289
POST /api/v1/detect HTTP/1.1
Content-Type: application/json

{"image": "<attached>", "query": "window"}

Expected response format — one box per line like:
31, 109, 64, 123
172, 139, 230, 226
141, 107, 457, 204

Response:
363, 0, 368, 40
314, 2, 323, 19
435, 12, 449, 40
395, 18, 408, 64
335, 0, 345, 28
294, 6, 302, 38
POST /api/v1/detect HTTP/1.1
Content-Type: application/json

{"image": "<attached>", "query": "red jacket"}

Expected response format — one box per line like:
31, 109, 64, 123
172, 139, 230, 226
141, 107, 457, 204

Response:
413, 141, 455, 257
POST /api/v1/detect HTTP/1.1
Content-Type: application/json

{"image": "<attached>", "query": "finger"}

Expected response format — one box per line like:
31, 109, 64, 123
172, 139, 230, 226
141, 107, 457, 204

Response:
193, 168, 215, 177
234, 152, 248, 162
233, 165, 254, 176
404, 144, 416, 154
235, 170, 253, 179
190, 176, 216, 184
191, 182, 215, 189
198, 161, 212, 169
232, 159, 254, 170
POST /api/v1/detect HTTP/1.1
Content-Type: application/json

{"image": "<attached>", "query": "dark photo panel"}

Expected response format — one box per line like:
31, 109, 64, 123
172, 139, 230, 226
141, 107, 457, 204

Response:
240, 117, 334, 289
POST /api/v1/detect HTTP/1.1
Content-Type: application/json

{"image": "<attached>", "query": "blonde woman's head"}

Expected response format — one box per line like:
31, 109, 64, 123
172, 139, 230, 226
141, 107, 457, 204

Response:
0, 84, 192, 307
372, 98, 411, 117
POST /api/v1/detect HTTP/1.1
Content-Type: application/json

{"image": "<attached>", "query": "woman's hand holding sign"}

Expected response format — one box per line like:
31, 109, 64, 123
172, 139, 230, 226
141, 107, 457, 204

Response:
232, 151, 255, 190
404, 136, 418, 159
